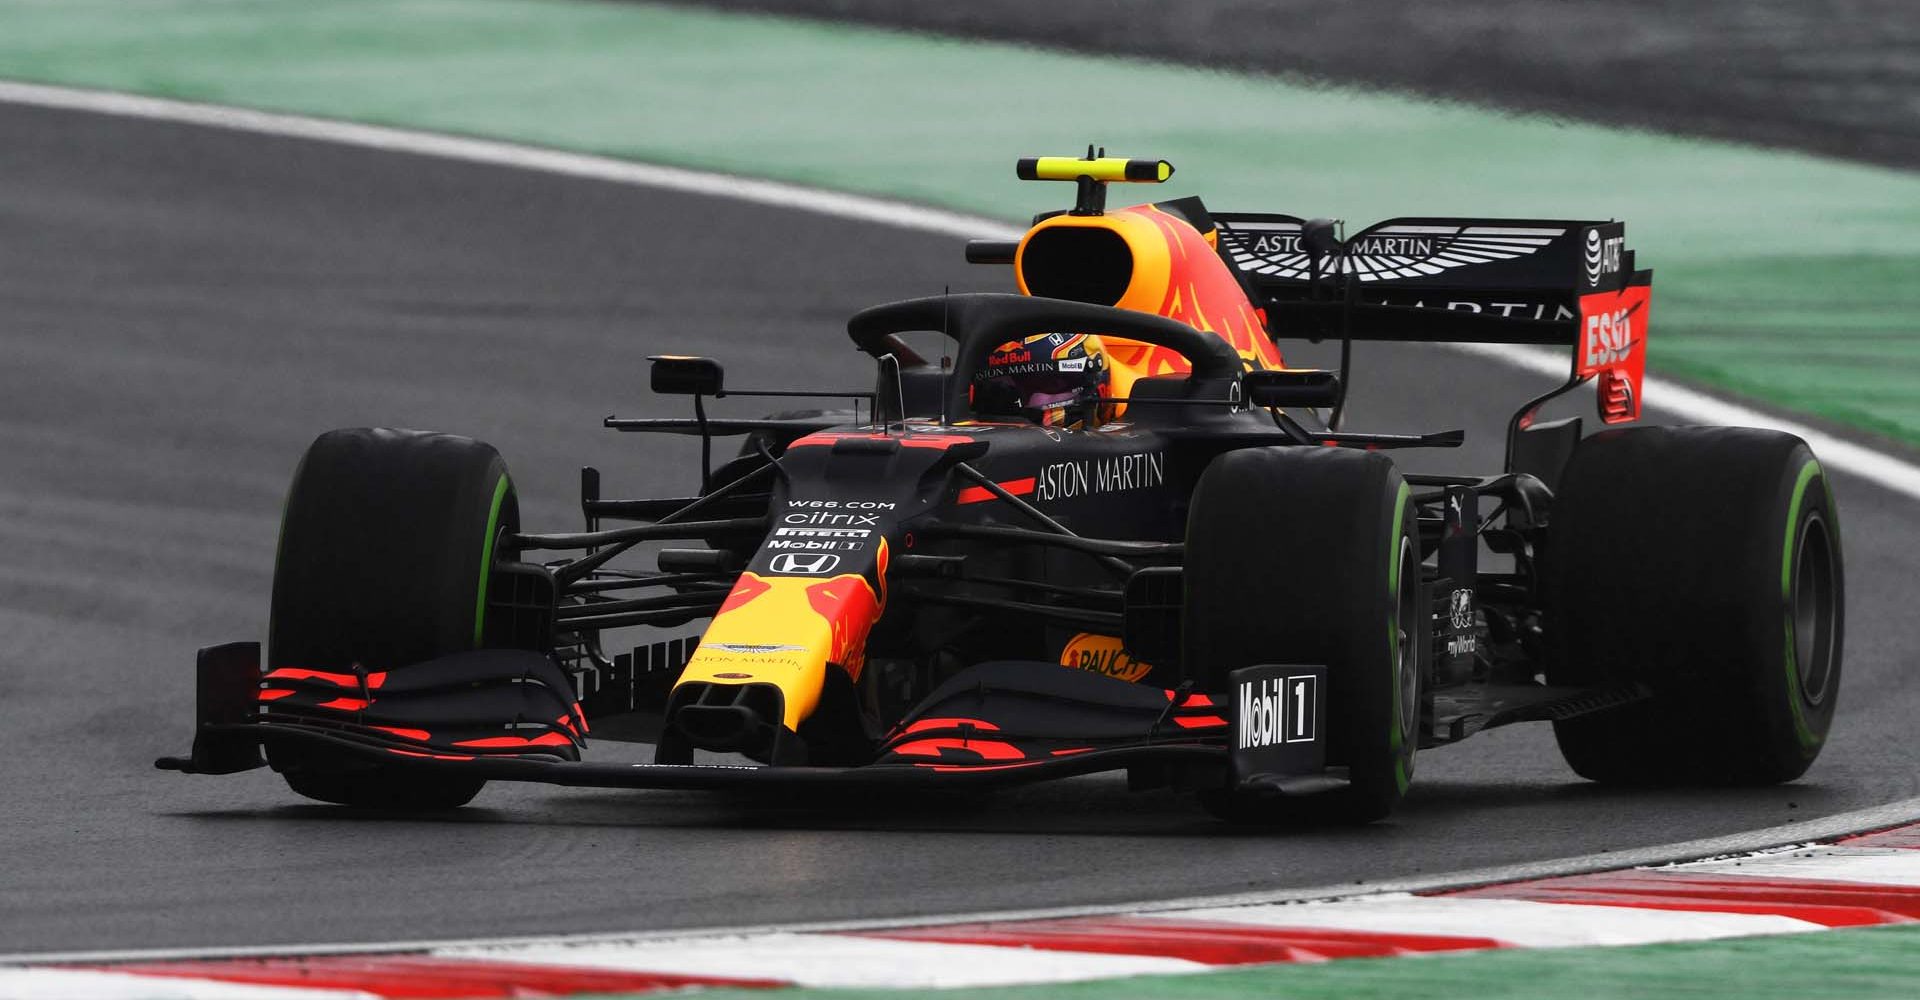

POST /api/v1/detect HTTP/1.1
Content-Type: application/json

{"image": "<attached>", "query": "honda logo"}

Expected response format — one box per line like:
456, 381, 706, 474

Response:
768, 552, 841, 575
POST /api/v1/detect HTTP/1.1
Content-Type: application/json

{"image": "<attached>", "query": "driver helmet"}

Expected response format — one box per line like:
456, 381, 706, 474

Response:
971, 332, 1112, 429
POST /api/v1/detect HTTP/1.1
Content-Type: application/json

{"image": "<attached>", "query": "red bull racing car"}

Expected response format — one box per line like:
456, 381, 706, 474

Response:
160, 154, 1844, 823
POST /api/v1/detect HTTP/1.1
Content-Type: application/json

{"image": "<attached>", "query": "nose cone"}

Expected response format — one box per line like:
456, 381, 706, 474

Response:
664, 680, 794, 762
670, 540, 890, 740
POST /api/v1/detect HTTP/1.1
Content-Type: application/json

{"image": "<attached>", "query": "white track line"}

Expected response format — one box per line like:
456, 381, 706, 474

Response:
454, 933, 1203, 989
2, 79, 1915, 501
1148, 894, 1822, 948
0, 968, 374, 999
1668, 846, 1920, 887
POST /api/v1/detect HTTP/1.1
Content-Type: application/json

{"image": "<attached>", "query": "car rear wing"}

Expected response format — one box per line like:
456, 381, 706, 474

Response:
1213, 213, 1652, 426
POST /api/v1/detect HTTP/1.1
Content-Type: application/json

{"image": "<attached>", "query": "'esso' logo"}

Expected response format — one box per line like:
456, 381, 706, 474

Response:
1059, 633, 1150, 683
1584, 308, 1633, 368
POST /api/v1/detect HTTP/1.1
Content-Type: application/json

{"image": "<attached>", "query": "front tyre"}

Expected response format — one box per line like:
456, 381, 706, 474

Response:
1185, 447, 1420, 824
267, 427, 520, 808
1547, 426, 1844, 785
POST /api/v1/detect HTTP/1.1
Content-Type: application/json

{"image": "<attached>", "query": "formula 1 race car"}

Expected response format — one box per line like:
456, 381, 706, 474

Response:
160, 153, 1844, 824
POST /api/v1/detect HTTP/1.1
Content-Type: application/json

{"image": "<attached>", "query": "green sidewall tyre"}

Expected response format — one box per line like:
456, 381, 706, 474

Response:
266, 427, 518, 809
1547, 426, 1844, 785
1184, 447, 1420, 825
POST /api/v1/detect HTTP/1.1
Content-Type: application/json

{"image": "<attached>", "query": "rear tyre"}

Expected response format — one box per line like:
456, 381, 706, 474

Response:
267, 427, 519, 809
1547, 426, 1843, 785
1185, 447, 1419, 825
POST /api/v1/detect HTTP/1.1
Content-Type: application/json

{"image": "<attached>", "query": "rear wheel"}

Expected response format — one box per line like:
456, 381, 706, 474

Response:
1547, 426, 1843, 784
267, 427, 519, 808
1185, 447, 1420, 824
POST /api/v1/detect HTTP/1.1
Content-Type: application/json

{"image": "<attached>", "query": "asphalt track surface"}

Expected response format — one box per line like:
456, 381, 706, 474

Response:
682, 0, 1920, 172
3, 100, 1919, 956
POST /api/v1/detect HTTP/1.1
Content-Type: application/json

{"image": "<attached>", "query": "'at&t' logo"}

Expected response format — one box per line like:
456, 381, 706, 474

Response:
1584, 307, 1634, 368
1059, 633, 1150, 683
1584, 229, 1624, 287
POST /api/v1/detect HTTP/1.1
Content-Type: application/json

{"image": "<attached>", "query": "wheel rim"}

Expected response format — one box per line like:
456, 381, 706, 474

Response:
1792, 511, 1838, 706
1394, 534, 1420, 741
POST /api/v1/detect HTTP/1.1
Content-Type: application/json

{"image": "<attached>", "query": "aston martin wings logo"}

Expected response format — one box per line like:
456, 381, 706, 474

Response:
1219, 221, 1568, 283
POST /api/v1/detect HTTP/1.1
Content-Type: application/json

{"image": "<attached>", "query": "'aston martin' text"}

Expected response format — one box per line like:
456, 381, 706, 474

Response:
1033, 452, 1166, 501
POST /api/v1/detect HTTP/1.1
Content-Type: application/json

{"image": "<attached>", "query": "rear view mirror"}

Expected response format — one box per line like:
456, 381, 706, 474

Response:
965, 239, 1018, 264
649, 355, 725, 396
1243, 369, 1342, 409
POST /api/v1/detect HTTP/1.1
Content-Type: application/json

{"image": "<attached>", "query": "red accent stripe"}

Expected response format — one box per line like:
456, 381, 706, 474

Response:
315, 697, 370, 711
264, 668, 388, 689
1447, 870, 1920, 926
1173, 715, 1228, 728
791, 432, 979, 451
256, 688, 296, 701
78, 955, 785, 997
1841, 822, 1920, 849
956, 477, 1036, 504
370, 726, 431, 741
854, 916, 1500, 964
889, 737, 1025, 761
451, 732, 575, 749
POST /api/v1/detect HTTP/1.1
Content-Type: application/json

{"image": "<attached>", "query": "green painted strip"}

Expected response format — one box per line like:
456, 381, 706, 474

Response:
474, 474, 510, 647
660, 923, 1920, 1000
1, 1, 1918, 442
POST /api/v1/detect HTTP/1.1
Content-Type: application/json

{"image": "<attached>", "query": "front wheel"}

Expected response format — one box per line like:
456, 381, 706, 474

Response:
1184, 447, 1420, 824
266, 427, 521, 808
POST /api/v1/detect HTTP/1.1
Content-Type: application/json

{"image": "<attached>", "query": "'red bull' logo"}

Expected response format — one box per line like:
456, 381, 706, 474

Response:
988, 348, 1033, 367
1060, 632, 1150, 683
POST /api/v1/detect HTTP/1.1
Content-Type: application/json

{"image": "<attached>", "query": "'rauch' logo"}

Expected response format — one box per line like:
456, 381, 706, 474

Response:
1058, 633, 1151, 683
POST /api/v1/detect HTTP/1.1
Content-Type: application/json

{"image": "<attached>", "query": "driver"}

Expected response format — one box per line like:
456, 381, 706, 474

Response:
971, 332, 1113, 429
